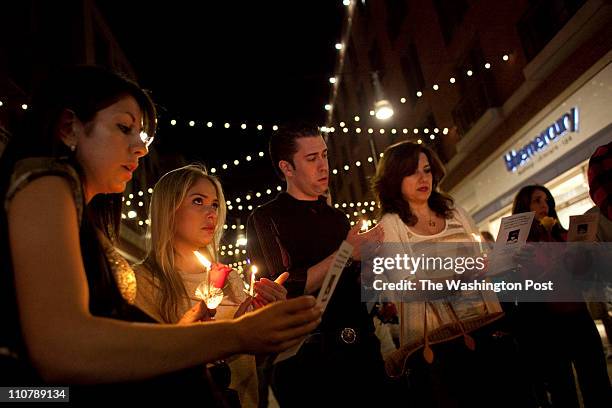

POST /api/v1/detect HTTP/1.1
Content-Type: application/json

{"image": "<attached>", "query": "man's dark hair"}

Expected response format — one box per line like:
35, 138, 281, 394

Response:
269, 124, 322, 180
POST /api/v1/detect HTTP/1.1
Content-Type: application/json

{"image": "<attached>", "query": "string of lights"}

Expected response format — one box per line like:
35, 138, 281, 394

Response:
0, 101, 28, 110
119, 153, 390, 225
0, 99, 449, 148
120, 210, 383, 237
226, 185, 283, 210
207, 151, 267, 175
322, 123, 449, 136
324, 51, 514, 113
158, 113, 451, 140
120, 170, 383, 228
220, 248, 248, 257
119, 182, 286, 226
165, 118, 280, 132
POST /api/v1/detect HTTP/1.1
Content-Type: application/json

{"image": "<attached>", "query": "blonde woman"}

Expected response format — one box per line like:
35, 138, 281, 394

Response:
134, 164, 288, 407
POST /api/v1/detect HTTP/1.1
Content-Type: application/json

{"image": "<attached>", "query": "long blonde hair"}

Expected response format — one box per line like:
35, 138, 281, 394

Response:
143, 164, 227, 323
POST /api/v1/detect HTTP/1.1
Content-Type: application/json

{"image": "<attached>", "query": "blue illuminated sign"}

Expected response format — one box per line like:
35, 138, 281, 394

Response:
504, 107, 579, 172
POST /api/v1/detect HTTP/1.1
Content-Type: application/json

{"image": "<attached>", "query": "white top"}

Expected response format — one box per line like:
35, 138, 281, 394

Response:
377, 206, 502, 347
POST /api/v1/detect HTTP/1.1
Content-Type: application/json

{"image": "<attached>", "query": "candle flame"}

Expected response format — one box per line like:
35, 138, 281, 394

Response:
249, 265, 258, 296
193, 250, 211, 269
361, 220, 368, 232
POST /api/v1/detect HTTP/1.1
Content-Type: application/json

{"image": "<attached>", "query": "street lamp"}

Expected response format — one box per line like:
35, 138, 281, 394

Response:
374, 99, 394, 120
371, 72, 394, 120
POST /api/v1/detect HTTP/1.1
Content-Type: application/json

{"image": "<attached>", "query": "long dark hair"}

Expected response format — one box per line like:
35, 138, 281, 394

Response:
2, 65, 156, 241
0, 66, 156, 363
512, 184, 566, 242
372, 141, 454, 225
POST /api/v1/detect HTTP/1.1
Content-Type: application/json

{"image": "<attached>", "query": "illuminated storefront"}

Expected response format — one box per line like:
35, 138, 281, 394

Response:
451, 55, 612, 237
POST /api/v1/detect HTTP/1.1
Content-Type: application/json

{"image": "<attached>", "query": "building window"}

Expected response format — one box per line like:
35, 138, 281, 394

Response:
517, 0, 586, 62
433, 0, 469, 45
454, 42, 487, 93
385, 0, 407, 42
400, 43, 425, 105
451, 41, 498, 136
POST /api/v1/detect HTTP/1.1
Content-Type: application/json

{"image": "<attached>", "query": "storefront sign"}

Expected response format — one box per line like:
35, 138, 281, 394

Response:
503, 107, 579, 172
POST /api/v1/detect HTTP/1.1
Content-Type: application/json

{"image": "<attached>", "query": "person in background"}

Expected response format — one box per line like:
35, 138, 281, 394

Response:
585, 141, 612, 359
480, 230, 495, 243
509, 184, 611, 407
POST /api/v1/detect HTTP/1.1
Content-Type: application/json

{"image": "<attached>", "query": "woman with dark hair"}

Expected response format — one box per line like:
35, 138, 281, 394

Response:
0, 66, 321, 400
509, 184, 611, 408
512, 184, 567, 242
373, 141, 534, 407
373, 141, 455, 230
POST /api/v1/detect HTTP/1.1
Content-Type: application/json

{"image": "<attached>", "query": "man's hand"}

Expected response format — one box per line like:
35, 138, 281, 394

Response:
346, 223, 384, 261
252, 272, 289, 309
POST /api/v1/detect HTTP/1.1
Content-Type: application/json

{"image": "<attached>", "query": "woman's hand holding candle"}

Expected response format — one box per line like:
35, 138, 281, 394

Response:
193, 251, 225, 310
177, 300, 216, 324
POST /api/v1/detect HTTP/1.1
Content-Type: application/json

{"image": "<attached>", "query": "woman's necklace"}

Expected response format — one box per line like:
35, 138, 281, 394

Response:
412, 205, 439, 233
428, 213, 436, 228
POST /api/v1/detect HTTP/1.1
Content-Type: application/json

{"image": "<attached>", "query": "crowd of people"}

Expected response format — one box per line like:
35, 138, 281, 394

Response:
1, 66, 610, 406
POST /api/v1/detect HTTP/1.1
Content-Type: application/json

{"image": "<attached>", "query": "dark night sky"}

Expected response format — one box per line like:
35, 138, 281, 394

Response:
96, 1, 345, 204
97, 1, 344, 157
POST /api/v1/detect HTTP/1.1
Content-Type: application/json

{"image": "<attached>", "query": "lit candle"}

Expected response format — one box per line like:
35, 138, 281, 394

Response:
361, 220, 368, 232
471, 233, 485, 254
193, 250, 211, 271
193, 251, 223, 309
250, 265, 258, 297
